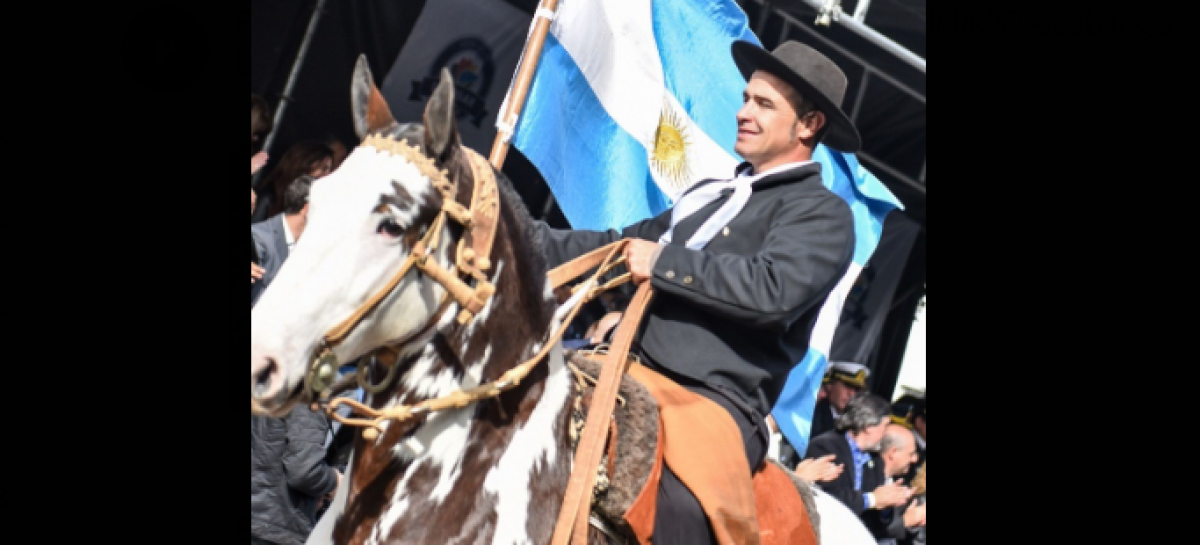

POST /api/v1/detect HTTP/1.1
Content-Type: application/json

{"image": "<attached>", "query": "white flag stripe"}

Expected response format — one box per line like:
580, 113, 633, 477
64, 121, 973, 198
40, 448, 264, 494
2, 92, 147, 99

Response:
809, 263, 865, 359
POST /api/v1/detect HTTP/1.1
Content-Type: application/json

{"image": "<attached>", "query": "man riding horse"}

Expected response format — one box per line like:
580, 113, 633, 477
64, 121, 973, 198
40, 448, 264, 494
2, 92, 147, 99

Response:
534, 40, 860, 544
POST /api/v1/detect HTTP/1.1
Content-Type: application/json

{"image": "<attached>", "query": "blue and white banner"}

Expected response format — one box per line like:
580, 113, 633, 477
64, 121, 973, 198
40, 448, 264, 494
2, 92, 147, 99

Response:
505, 0, 904, 456
382, 0, 530, 154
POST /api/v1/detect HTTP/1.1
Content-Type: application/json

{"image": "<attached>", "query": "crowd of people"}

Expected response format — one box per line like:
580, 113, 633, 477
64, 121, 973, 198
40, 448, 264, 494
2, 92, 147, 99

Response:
250, 35, 926, 545
797, 364, 928, 545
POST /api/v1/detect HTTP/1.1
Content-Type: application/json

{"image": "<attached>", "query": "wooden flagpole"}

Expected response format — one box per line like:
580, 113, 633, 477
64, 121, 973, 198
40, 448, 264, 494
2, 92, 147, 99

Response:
488, 0, 562, 170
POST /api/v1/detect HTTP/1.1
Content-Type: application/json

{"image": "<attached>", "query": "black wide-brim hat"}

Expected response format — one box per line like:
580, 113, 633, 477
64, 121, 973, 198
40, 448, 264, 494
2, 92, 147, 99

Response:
732, 41, 862, 153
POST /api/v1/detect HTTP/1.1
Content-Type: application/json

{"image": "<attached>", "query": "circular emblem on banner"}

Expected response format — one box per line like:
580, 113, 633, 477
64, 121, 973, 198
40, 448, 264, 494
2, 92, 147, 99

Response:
408, 37, 496, 129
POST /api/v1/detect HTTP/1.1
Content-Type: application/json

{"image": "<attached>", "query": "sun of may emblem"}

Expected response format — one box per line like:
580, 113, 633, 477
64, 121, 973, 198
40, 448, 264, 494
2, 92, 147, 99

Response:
650, 99, 693, 193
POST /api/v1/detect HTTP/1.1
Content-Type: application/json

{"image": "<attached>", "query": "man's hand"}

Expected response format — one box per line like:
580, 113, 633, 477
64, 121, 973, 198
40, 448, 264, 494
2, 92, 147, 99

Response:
624, 240, 661, 285
871, 479, 914, 509
795, 454, 844, 483
251, 262, 265, 284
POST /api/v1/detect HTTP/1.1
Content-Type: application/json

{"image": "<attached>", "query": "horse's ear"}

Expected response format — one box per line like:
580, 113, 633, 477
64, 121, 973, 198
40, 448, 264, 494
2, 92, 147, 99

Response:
423, 69, 460, 163
351, 55, 396, 140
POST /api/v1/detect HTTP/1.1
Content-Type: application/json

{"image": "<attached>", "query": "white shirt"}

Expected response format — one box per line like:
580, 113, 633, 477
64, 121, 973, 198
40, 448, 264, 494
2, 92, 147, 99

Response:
283, 217, 297, 253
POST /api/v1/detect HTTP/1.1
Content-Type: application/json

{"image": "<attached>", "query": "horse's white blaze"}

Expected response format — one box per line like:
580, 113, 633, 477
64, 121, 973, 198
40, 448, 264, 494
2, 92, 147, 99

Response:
251, 145, 445, 403
483, 343, 570, 545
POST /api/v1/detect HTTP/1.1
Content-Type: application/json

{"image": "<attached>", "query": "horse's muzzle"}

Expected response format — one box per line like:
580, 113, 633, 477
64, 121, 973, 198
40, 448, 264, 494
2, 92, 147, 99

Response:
251, 356, 297, 416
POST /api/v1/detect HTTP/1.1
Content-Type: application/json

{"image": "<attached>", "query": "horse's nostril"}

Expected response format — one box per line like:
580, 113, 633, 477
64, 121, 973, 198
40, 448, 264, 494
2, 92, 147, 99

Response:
254, 359, 278, 399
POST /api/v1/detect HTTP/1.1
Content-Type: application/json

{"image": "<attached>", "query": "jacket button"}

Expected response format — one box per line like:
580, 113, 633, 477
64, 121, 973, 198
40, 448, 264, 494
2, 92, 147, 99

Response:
666, 271, 676, 280
722, 227, 731, 237
684, 276, 694, 285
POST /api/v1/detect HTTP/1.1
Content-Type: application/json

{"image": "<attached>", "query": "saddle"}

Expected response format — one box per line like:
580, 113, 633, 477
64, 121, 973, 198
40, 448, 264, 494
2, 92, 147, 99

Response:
565, 351, 820, 545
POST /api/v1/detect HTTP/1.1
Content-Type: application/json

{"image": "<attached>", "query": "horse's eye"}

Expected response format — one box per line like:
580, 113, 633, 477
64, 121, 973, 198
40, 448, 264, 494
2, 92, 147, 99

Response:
377, 219, 404, 239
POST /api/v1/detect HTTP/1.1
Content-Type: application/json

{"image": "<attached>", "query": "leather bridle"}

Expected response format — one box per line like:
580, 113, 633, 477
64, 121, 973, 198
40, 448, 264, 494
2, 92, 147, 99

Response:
303, 135, 501, 397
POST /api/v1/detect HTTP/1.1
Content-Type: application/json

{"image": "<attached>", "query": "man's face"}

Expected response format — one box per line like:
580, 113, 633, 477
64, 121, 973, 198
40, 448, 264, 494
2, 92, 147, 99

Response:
735, 72, 802, 170
884, 426, 918, 477
828, 380, 862, 412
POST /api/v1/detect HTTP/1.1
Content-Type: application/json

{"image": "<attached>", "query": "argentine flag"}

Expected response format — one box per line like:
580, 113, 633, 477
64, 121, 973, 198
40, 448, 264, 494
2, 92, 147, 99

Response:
507, 0, 903, 456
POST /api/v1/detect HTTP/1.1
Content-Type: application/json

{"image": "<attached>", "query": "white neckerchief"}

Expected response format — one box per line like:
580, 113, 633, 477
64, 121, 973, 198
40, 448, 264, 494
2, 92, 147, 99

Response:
659, 161, 812, 250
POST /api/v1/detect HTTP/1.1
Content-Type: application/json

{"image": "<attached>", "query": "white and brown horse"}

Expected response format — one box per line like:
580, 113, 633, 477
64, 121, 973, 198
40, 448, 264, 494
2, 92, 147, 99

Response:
250, 59, 876, 545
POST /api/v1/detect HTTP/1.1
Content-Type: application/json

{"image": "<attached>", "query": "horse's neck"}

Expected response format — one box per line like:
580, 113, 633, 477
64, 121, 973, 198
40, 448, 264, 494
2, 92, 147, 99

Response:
340, 219, 574, 544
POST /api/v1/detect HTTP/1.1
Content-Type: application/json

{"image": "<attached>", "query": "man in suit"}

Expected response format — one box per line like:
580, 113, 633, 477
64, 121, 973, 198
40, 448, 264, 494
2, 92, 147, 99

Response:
534, 40, 860, 544
805, 393, 913, 539
252, 175, 313, 308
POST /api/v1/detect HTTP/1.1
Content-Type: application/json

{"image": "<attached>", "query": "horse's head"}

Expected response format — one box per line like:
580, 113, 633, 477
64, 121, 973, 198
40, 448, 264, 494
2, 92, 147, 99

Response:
251, 58, 488, 415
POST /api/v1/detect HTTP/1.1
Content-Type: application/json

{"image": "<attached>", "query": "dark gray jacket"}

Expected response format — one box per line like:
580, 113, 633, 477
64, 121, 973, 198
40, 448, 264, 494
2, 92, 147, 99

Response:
251, 214, 289, 308
250, 405, 338, 545
535, 163, 854, 414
